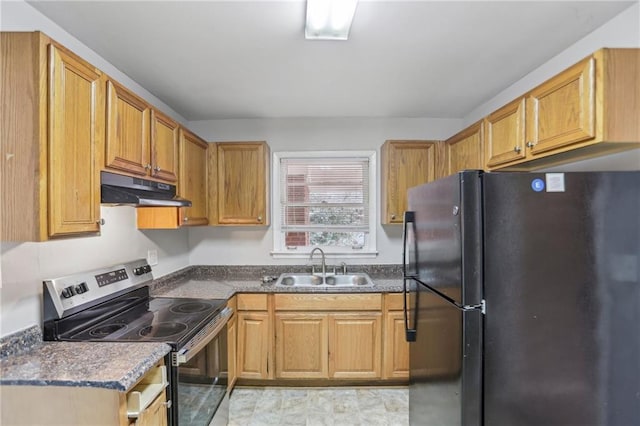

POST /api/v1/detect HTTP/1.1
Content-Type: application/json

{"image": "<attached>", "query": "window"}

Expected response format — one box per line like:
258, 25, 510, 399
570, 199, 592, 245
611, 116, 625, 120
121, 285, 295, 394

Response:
272, 151, 377, 258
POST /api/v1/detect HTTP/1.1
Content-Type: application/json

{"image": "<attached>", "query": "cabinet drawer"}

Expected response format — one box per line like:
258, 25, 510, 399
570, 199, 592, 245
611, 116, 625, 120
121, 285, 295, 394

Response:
385, 293, 405, 311
274, 293, 382, 311
237, 294, 268, 311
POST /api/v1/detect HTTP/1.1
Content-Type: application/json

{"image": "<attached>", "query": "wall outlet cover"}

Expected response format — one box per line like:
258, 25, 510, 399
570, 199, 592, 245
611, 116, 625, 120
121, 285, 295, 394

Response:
147, 249, 158, 266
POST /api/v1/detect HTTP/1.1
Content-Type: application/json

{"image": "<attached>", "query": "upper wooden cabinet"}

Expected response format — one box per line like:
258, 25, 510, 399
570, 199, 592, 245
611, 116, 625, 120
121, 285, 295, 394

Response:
381, 140, 437, 225
443, 120, 484, 177
1, 32, 104, 241
487, 48, 640, 170
136, 129, 209, 229
105, 81, 178, 183
211, 142, 270, 226
484, 97, 527, 168
105, 80, 151, 176
178, 129, 209, 225
151, 110, 179, 182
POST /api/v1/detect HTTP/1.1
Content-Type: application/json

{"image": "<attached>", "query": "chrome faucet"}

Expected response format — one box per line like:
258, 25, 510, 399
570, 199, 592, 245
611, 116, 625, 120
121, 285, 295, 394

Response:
309, 247, 326, 277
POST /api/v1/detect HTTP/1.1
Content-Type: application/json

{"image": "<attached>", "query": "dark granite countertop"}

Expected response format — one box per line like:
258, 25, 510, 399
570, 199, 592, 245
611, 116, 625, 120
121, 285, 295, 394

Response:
151, 265, 404, 299
0, 340, 171, 391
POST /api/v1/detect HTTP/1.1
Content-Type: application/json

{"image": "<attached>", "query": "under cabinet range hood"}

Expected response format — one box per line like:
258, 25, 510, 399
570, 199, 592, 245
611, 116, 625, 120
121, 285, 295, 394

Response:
100, 171, 192, 207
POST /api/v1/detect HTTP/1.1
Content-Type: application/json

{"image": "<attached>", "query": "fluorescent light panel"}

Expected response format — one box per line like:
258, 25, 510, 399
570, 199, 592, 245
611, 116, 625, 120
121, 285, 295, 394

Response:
306, 0, 358, 40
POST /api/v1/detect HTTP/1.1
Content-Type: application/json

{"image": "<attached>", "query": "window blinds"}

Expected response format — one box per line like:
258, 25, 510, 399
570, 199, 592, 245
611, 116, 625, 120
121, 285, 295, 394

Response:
280, 157, 370, 234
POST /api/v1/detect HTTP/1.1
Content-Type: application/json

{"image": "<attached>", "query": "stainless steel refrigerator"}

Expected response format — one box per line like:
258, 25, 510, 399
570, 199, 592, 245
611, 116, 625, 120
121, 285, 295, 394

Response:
402, 170, 640, 426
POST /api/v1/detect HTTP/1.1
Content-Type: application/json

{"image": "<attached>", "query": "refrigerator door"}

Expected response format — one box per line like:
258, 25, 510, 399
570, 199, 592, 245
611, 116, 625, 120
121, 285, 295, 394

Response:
408, 280, 482, 426
483, 171, 640, 425
405, 171, 483, 426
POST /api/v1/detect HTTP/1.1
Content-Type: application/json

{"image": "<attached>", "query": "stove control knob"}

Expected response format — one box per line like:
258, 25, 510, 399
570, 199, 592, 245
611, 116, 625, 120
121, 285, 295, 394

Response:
75, 282, 89, 294
133, 267, 143, 276
61, 286, 76, 298
143, 265, 152, 273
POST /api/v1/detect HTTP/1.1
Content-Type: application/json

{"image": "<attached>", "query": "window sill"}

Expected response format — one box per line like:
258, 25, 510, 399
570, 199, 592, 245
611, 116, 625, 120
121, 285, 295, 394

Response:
270, 251, 379, 259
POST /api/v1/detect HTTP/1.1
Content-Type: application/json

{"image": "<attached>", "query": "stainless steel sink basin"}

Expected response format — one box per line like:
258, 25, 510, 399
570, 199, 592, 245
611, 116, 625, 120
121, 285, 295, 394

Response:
274, 273, 374, 287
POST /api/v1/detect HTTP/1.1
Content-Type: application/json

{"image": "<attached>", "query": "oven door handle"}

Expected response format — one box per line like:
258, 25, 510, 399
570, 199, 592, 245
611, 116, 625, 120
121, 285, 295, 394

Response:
174, 307, 233, 366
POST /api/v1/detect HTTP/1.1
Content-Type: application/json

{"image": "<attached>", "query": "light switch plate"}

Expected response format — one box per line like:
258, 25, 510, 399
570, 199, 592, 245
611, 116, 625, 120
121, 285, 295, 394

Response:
147, 249, 158, 266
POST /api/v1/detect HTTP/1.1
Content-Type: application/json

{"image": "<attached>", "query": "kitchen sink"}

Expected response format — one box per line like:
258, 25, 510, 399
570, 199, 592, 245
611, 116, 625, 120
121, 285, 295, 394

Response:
274, 273, 374, 287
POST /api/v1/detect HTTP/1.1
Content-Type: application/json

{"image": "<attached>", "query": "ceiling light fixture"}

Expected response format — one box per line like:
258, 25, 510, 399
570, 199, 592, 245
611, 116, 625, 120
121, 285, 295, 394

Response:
305, 0, 358, 40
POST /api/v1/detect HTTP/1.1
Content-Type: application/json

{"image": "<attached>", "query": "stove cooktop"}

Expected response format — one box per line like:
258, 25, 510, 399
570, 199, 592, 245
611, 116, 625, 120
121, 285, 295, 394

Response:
63, 296, 226, 348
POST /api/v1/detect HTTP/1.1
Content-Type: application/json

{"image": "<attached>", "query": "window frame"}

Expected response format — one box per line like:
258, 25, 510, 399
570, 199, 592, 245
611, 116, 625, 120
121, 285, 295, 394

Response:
271, 150, 378, 259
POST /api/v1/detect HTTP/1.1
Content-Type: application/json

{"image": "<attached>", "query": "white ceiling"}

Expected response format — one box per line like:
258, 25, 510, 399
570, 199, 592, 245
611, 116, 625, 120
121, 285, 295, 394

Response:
27, 0, 635, 121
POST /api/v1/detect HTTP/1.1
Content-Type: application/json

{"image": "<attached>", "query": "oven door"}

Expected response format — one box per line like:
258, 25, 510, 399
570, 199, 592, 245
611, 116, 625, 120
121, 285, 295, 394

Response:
172, 309, 231, 426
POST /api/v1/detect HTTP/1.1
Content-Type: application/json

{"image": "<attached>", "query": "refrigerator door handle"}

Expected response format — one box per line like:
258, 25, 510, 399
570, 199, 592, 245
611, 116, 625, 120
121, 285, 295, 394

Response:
402, 211, 417, 279
403, 277, 418, 342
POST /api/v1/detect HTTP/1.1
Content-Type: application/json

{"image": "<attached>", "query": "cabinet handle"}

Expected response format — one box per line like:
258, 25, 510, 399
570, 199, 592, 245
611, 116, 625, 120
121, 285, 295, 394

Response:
153, 166, 161, 173
183, 217, 189, 222
391, 214, 396, 220
257, 216, 263, 222
514, 146, 522, 153
145, 164, 152, 170
526, 141, 535, 148
162, 400, 172, 408
96, 218, 105, 226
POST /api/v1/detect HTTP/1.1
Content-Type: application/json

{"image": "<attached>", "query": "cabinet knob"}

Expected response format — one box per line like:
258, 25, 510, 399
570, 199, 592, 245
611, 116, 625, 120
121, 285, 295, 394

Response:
96, 218, 105, 226
153, 166, 161, 173
257, 216, 263, 222
526, 141, 535, 148
514, 146, 522, 153
145, 164, 152, 170
391, 214, 396, 220
183, 217, 189, 222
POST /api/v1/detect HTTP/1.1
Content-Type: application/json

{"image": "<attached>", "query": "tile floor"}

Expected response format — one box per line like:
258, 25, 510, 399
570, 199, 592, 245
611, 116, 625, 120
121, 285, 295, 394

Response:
228, 386, 409, 426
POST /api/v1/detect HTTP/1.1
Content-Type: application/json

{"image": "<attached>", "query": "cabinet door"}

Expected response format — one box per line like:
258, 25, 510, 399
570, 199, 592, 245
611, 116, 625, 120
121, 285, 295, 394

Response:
444, 121, 484, 176
105, 80, 150, 176
48, 44, 103, 237
275, 313, 329, 379
381, 141, 436, 224
179, 129, 209, 226
527, 56, 595, 155
216, 142, 269, 225
237, 311, 270, 379
383, 311, 410, 379
329, 313, 382, 379
227, 314, 237, 391
484, 97, 526, 168
133, 391, 168, 426
150, 110, 179, 182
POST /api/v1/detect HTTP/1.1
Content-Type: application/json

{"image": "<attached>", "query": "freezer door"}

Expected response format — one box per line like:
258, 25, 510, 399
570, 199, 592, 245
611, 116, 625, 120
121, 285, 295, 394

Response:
483, 171, 640, 425
408, 281, 482, 426
406, 171, 483, 307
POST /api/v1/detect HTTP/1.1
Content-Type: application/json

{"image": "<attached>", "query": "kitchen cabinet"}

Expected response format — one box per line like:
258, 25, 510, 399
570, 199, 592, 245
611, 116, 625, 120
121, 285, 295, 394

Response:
383, 293, 410, 380
1, 32, 104, 241
227, 297, 238, 391
443, 120, 484, 177
210, 142, 270, 225
236, 294, 272, 380
275, 312, 329, 379
0, 362, 167, 426
273, 293, 382, 380
487, 48, 640, 170
329, 313, 382, 379
381, 140, 438, 224
484, 97, 527, 168
136, 129, 209, 229
104, 81, 178, 183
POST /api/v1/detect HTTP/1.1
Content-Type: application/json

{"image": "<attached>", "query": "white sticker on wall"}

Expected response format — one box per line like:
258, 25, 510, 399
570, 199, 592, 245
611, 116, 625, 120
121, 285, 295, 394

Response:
545, 173, 565, 192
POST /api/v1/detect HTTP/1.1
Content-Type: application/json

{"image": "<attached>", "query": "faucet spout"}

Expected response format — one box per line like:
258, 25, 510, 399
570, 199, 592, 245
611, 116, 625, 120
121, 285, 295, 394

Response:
309, 247, 326, 277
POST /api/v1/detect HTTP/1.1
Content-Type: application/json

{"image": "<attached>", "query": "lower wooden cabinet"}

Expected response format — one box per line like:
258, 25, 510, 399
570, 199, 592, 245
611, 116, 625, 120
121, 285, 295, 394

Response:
234, 292, 408, 384
383, 310, 410, 379
275, 313, 329, 379
329, 313, 382, 379
0, 362, 167, 426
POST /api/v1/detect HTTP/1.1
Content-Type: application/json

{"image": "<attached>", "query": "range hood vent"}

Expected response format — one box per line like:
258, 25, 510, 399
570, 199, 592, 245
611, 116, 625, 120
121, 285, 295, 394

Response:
101, 171, 192, 207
